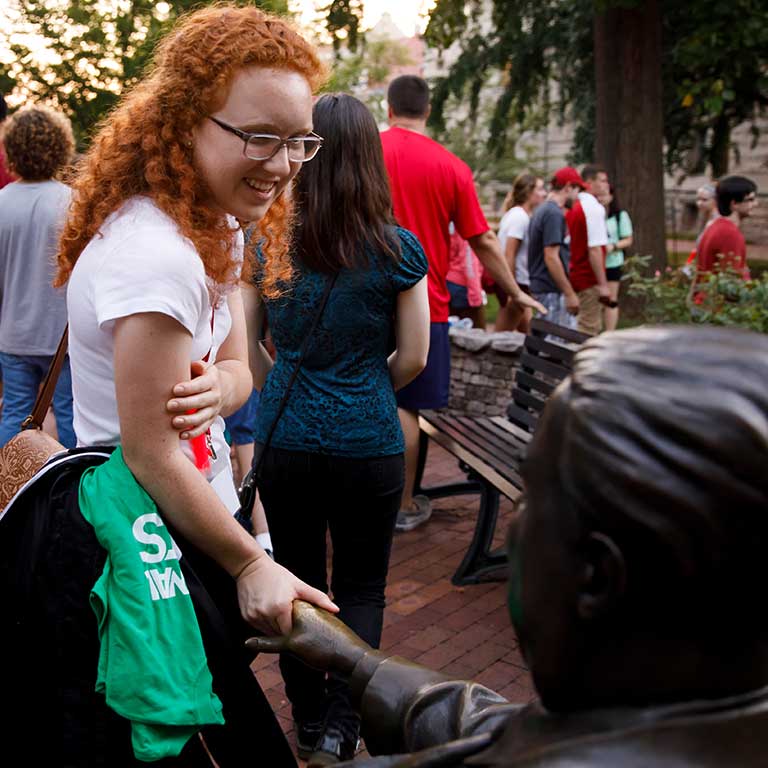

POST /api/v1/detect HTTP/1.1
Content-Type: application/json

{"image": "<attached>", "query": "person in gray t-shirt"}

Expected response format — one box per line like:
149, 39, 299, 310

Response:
527, 168, 583, 329
0, 105, 75, 447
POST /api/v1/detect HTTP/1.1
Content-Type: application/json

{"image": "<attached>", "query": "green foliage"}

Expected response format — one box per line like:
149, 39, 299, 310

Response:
623, 255, 768, 333
664, 0, 768, 177
321, 0, 363, 55
0, 0, 290, 148
325, 38, 413, 93
424, 0, 768, 178
323, 38, 414, 124
425, 0, 592, 162
435, 91, 545, 187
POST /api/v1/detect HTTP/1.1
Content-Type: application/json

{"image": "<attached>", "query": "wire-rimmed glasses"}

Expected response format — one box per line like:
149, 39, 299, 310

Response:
208, 116, 323, 163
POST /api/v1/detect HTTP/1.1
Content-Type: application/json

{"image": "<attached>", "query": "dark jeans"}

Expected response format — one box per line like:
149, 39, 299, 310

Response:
257, 446, 405, 741
0, 351, 76, 448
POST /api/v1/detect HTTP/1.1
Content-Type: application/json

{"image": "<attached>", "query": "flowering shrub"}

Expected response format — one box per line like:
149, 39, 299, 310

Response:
623, 255, 768, 333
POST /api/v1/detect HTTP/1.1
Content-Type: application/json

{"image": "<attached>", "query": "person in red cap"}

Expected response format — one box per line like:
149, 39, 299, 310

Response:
566, 164, 610, 335
526, 167, 584, 328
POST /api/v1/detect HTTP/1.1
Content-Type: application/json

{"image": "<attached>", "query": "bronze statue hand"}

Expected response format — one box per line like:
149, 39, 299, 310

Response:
245, 600, 371, 677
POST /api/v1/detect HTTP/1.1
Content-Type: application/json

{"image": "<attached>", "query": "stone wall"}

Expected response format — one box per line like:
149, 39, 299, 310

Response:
447, 329, 525, 416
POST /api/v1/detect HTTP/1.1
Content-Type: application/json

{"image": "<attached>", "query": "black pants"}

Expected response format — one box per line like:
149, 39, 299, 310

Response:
258, 447, 404, 741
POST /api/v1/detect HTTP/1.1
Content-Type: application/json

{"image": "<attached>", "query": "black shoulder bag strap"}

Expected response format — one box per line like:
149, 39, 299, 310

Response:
236, 271, 338, 531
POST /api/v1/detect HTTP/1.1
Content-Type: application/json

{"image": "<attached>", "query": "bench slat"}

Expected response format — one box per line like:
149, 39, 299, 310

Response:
454, 416, 527, 466
512, 388, 547, 414
530, 318, 591, 345
489, 416, 533, 445
475, 416, 531, 452
514, 370, 556, 398
418, 416, 522, 501
525, 335, 576, 365
518, 351, 571, 381
424, 413, 525, 490
506, 403, 539, 432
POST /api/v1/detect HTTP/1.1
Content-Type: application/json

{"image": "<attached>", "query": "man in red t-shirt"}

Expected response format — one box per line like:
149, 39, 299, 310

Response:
565, 164, 610, 335
381, 75, 543, 532
0, 96, 16, 190
697, 176, 757, 280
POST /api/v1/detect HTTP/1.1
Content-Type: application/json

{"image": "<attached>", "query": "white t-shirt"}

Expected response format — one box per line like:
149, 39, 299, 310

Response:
578, 191, 609, 248
498, 206, 531, 286
67, 196, 242, 512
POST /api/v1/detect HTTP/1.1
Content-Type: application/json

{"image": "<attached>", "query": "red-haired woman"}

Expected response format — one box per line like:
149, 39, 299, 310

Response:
7, 6, 335, 765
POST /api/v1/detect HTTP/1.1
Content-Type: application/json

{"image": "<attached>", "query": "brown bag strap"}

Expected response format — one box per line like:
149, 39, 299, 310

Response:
22, 327, 69, 431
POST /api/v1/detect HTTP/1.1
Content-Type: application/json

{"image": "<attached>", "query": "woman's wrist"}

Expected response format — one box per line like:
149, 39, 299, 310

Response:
216, 360, 252, 417
232, 548, 268, 581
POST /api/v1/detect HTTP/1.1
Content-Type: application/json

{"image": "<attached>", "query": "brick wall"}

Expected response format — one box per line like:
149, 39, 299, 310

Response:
447, 329, 524, 417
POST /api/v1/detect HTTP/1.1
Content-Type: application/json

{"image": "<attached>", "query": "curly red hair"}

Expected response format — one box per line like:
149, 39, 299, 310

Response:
56, 5, 326, 297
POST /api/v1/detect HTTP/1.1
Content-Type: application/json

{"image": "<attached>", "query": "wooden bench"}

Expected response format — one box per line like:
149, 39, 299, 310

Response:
414, 319, 590, 586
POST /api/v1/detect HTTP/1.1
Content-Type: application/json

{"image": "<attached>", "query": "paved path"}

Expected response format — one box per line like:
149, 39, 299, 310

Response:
252, 442, 534, 762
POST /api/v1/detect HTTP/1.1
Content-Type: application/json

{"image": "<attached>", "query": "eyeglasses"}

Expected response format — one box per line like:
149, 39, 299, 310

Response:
208, 116, 323, 162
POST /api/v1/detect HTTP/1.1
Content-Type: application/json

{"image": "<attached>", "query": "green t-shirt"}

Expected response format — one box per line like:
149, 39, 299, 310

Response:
605, 210, 633, 269
79, 447, 224, 762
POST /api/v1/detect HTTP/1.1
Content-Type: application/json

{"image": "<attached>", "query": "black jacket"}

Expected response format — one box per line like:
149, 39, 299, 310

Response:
0, 449, 294, 767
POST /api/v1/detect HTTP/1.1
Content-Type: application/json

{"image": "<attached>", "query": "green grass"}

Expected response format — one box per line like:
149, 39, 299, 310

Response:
485, 293, 500, 325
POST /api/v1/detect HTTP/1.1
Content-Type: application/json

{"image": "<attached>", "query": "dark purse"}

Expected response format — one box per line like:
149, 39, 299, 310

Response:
236, 272, 337, 532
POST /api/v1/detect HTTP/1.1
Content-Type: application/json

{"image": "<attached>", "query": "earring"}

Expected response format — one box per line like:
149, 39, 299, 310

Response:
185, 139, 193, 148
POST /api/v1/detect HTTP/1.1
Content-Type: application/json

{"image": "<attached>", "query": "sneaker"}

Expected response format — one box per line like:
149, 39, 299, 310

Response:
295, 719, 325, 760
395, 494, 432, 532
306, 725, 358, 766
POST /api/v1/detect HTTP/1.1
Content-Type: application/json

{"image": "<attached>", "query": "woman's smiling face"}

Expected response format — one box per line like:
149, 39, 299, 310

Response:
193, 66, 314, 222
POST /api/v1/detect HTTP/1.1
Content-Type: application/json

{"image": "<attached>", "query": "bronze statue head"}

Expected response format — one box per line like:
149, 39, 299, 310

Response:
510, 325, 768, 712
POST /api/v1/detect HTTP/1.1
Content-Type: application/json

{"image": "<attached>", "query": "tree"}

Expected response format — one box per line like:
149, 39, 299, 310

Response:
0, 0, 289, 147
664, 0, 768, 178
594, 0, 666, 269
321, 0, 363, 55
323, 37, 416, 124
424, 0, 768, 268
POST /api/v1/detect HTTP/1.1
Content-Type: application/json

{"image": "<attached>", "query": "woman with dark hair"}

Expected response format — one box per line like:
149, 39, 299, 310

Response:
598, 184, 633, 331
243, 92, 430, 765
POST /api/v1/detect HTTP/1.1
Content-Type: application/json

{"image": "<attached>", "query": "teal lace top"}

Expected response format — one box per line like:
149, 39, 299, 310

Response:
254, 227, 427, 457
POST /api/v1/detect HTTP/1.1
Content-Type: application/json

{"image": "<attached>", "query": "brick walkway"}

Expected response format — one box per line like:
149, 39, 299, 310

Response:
252, 442, 534, 762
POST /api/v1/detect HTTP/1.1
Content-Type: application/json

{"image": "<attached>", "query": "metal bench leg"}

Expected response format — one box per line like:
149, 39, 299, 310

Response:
451, 481, 508, 586
416, 430, 484, 499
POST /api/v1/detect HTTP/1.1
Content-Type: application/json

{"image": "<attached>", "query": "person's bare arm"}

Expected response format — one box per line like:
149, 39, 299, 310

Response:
240, 280, 274, 391
543, 245, 579, 314
615, 234, 633, 251
114, 312, 337, 634
167, 290, 252, 437
468, 230, 545, 314
388, 276, 429, 391
588, 246, 610, 297
505, 236, 522, 277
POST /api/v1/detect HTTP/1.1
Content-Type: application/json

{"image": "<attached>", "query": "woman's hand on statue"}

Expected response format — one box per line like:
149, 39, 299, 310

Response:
245, 600, 370, 676
236, 556, 339, 636
167, 360, 224, 439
